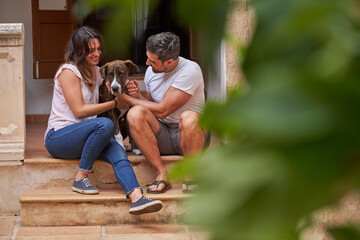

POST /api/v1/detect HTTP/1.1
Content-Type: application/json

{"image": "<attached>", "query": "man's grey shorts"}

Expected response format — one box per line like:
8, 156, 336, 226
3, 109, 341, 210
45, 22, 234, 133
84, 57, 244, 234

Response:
155, 121, 183, 155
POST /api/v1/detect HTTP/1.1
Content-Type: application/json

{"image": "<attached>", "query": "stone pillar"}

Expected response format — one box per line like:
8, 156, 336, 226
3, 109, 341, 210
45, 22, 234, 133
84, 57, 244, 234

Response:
0, 23, 25, 165
225, 0, 254, 90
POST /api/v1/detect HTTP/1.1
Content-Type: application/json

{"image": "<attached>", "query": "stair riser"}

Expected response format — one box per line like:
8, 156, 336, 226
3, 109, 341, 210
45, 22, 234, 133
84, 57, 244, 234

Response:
24, 161, 178, 189
0, 161, 179, 215
21, 201, 185, 226
91, 160, 178, 188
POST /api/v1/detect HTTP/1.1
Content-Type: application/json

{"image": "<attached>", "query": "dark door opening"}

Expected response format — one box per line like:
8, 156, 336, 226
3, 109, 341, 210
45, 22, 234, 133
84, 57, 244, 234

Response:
82, 0, 191, 73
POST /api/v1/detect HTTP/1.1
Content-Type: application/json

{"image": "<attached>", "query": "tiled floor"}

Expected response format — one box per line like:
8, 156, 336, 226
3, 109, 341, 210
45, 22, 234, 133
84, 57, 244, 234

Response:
0, 216, 209, 240
0, 216, 17, 240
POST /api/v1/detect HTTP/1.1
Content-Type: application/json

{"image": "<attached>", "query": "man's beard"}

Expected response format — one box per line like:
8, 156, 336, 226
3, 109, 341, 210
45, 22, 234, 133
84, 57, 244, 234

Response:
152, 69, 163, 73
152, 65, 167, 73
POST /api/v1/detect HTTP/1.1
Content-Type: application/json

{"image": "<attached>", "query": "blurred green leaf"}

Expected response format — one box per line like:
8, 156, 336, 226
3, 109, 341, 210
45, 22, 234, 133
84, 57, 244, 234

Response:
177, 0, 360, 239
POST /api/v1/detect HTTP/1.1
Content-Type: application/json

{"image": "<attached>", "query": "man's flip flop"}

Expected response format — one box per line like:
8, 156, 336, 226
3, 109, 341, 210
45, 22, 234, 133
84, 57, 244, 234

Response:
146, 180, 171, 194
182, 181, 198, 194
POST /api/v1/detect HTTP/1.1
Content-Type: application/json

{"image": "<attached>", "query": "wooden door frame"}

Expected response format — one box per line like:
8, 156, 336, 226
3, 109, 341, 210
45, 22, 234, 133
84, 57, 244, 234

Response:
31, 0, 77, 79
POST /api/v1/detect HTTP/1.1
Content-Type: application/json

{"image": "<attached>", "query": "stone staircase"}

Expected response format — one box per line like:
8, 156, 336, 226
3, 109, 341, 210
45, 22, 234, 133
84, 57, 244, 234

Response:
18, 123, 191, 227
20, 188, 187, 226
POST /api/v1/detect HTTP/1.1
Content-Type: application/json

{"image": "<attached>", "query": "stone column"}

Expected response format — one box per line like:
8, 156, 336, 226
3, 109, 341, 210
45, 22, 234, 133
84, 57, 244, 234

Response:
0, 23, 25, 165
225, 0, 254, 90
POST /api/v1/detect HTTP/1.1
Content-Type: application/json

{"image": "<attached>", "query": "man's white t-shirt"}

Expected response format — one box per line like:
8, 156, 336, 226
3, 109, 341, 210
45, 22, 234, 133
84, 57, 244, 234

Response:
144, 57, 205, 123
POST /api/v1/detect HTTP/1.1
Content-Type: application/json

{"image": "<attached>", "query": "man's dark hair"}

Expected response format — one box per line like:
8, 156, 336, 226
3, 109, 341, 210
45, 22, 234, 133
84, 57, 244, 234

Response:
146, 32, 180, 62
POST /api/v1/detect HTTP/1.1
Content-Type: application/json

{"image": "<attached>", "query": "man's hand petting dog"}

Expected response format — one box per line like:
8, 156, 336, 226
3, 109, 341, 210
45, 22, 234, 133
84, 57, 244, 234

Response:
126, 80, 141, 98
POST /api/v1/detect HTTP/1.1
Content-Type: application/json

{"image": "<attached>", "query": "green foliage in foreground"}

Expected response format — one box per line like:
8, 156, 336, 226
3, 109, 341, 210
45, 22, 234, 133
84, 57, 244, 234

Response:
175, 0, 360, 239
79, 0, 360, 239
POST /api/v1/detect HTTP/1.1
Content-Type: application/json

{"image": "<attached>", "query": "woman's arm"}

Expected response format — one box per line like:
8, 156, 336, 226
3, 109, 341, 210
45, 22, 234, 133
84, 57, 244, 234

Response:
59, 69, 115, 119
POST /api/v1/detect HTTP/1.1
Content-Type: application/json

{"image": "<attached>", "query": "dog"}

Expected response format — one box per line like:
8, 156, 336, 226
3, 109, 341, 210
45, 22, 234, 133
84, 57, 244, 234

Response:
99, 60, 140, 151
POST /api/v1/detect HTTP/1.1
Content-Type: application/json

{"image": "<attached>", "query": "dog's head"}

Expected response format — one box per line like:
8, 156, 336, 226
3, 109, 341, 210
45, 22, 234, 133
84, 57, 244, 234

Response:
100, 60, 140, 94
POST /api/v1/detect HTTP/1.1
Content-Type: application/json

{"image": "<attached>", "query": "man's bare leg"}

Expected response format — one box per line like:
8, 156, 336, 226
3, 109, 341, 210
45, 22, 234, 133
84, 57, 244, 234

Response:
179, 111, 205, 155
179, 111, 205, 192
127, 105, 168, 192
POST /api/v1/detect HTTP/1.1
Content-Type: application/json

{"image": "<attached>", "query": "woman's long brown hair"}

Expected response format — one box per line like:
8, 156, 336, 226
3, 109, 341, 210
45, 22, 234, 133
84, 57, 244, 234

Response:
64, 26, 103, 85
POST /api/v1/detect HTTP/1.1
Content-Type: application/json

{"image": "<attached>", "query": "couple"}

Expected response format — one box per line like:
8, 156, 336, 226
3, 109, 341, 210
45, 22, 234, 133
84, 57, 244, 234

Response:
44, 26, 207, 215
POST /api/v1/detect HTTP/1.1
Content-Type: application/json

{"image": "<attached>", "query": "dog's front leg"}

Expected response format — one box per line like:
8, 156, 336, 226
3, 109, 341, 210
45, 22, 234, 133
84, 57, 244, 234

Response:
114, 132, 125, 150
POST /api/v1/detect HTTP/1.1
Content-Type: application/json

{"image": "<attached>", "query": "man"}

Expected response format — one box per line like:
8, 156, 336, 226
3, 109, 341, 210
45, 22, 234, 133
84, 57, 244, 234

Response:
117, 32, 206, 193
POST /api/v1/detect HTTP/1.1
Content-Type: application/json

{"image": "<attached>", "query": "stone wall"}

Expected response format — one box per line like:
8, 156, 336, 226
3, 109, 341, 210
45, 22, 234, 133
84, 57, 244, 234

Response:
0, 23, 25, 165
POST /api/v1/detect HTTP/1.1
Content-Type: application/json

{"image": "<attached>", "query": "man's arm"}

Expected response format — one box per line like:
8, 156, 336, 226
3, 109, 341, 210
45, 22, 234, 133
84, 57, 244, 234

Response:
139, 91, 153, 101
116, 86, 191, 120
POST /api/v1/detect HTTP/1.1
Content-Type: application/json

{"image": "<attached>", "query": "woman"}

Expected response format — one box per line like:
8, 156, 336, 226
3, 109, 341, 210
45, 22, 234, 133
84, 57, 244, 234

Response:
44, 26, 162, 215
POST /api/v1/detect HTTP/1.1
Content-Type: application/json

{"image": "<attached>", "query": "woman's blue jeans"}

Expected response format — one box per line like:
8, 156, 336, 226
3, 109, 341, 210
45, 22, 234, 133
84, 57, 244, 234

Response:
45, 117, 140, 197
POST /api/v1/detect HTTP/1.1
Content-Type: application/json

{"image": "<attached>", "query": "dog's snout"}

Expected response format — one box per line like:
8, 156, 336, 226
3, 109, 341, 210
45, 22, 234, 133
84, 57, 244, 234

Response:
112, 86, 120, 93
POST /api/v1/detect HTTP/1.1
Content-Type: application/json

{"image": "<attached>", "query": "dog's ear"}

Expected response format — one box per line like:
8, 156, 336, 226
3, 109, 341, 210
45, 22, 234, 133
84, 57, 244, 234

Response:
125, 60, 140, 75
100, 63, 110, 79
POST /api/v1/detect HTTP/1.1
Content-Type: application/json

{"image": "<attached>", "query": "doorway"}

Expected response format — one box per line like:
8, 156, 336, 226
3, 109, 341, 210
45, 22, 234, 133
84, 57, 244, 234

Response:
82, 0, 191, 73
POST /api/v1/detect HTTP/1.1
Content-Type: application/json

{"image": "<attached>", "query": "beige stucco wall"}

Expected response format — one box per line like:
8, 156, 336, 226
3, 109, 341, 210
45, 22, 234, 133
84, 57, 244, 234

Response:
225, 0, 254, 90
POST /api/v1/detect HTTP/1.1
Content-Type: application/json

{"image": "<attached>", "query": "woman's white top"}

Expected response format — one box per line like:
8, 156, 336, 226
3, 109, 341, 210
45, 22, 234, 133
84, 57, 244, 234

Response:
45, 63, 103, 139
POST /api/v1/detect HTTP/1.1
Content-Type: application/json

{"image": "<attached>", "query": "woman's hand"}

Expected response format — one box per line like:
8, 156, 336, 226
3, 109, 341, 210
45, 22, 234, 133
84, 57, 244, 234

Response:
115, 94, 130, 109
105, 81, 111, 93
126, 80, 140, 98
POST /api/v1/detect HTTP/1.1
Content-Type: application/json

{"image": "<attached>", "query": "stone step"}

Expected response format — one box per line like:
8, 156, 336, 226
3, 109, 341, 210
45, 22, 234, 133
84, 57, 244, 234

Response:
2, 154, 183, 215
0, 121, 186, 215
23, 153, 183, 189
24, 124, 184, 189
1, 215, 208, 240
25, 152, 183, 164
20, 187, 191, 226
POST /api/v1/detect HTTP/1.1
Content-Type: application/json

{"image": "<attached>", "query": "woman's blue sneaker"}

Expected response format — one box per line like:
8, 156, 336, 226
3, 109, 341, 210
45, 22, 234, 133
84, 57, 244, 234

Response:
72, 178, 99, 194
129, 196, 162, 215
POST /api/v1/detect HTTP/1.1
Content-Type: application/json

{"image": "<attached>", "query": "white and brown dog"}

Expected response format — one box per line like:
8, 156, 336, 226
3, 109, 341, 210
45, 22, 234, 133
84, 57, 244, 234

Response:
99, 60, 139, 150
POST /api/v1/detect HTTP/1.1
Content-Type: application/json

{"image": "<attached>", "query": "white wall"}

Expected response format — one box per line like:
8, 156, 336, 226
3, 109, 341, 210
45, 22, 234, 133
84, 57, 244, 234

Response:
0, 0, 53, 115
